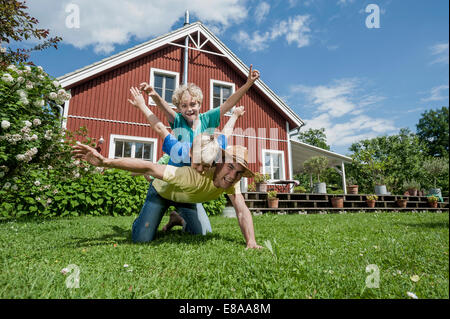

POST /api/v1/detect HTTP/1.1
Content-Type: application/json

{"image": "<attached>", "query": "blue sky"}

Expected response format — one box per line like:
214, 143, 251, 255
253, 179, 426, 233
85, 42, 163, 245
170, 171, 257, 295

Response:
22, 0, 449, 155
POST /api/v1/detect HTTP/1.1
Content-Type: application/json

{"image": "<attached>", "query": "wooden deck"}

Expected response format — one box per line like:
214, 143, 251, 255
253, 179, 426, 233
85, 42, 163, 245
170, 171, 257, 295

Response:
239, 192, 449, 214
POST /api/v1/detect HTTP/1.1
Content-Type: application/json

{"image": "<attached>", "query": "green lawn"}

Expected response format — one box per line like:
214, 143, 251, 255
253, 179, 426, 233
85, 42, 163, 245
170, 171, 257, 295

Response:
0, 212, 448, 299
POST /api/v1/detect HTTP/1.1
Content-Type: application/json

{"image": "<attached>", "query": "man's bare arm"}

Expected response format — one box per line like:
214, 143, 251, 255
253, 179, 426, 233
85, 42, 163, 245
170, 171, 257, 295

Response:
72, 143, 166, 180
228, 193, 263, 249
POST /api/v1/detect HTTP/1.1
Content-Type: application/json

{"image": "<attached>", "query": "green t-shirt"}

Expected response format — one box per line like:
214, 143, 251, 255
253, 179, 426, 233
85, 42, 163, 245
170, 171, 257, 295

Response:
170, 107, 221, 143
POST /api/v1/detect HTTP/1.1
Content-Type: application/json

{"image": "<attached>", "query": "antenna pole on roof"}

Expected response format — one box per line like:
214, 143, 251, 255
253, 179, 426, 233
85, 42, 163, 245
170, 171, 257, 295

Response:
183, 10, 190, 84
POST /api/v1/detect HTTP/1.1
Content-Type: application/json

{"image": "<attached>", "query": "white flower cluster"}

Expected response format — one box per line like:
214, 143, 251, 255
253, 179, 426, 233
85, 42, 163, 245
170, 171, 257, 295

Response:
16, 147, 38, 162
1, 120, 10, 130
48, 88, 71, 105
44, 130, 53, 140
1, 73, 14, 84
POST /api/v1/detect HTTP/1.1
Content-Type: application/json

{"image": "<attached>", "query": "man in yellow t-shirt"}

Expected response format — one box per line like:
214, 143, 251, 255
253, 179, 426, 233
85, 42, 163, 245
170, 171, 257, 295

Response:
72, 143, 263, 249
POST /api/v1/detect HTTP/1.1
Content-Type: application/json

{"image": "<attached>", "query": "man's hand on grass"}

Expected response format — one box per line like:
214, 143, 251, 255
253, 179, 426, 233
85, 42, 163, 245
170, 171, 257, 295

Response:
246, 242, 264, 250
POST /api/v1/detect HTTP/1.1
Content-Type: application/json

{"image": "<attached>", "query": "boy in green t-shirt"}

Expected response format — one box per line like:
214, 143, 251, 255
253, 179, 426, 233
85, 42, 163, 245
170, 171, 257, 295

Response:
139, 64, 260, 143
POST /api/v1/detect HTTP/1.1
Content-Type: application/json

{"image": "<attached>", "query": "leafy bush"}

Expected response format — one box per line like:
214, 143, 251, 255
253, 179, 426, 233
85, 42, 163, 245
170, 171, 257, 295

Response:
202, 193, 227, 217
0, 169, 150, 218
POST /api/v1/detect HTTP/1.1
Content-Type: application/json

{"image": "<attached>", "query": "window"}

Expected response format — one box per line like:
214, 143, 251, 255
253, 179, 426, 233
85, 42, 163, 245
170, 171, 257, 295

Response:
150, 68, 180, 107
210, 79, 235, 115
263, 150, 285, 181
109, 135, 158, 162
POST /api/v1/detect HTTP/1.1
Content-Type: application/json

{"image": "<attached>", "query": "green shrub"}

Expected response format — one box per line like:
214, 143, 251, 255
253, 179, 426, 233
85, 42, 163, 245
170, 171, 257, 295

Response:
0, 169, 150, 218
202, 193, 227, 217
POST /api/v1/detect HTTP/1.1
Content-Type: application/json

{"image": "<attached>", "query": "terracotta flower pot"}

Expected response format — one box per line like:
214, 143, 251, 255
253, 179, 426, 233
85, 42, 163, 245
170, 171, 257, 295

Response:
331, 197, 344, 208
407, 188, 418, 196
256, 183, 267, 193
366, 200, 376, 208
428, 201, 438, 208
396, 199, 408, 208
347, 185, 358, 194
268, 198, 279, 208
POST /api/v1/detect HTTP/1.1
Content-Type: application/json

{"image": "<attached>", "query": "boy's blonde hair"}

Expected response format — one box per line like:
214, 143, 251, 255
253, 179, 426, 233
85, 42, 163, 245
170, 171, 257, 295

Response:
172, 83, 203, 108
191, 133, 221, 165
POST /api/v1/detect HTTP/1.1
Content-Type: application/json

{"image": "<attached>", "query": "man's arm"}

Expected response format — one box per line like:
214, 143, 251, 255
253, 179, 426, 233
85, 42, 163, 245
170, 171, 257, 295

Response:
72, 142, 167, 180
128, 87, 170, 140
220, 65, 260, 117
221, 106, 245, 138
139, 82, 177, 124
228, 193, 263, 249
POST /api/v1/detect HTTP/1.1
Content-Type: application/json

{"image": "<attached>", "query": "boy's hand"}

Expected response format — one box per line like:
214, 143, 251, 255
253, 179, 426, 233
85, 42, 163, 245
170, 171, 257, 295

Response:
247, 64, 260, 84
233, 106, 245, 118
128, 87, 147, 108
139, 82, 157, 96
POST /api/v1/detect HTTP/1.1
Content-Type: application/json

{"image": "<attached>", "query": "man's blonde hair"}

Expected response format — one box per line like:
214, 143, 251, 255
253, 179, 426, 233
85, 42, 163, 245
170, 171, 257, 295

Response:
172, 83, 203, 108
191, 133, 221, 165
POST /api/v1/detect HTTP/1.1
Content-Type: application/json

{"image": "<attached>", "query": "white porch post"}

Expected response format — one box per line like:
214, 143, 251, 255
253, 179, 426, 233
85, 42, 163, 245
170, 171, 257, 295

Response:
341, 161, 347, 194
286, 121, 293, 181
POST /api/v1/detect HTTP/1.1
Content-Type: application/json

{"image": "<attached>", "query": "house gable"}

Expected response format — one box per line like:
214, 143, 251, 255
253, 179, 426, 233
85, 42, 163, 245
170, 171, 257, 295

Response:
58, 22, 304, 130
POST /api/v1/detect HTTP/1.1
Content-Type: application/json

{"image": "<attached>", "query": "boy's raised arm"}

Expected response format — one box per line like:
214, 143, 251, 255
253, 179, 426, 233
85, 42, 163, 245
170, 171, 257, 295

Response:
128, 87, 170, 140
139, 82, 177, 125
220, 65, 260, 117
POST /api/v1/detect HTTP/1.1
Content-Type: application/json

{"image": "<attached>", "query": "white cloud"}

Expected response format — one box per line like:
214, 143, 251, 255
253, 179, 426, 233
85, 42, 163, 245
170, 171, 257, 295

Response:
337, 0, 355, 6
290, 79, 395, 148
234, 15, 311, 52
430, 42, 449, 65
255, 2, 270, 24
25, 0, 248, 54
421, 85, 449, 102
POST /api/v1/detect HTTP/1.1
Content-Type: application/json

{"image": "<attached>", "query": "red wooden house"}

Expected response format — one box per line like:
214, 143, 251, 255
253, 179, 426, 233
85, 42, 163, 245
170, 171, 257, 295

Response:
58, 20, 308, 190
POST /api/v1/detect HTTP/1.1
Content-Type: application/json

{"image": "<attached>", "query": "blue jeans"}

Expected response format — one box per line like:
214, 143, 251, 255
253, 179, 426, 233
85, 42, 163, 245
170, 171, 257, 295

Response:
132, 182, 212, 243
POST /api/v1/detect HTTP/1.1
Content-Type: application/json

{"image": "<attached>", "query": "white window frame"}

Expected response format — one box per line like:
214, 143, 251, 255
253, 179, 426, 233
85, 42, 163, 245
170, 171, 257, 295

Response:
262, 149, 285, 182
149, 68, 180, 109
210, 79, 235, 116
108, 134, 158, 162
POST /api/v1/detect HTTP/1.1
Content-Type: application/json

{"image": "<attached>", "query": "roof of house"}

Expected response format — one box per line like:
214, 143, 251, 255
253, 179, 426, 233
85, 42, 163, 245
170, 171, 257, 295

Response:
290, 139, 352, 174
58, 21, 304, 129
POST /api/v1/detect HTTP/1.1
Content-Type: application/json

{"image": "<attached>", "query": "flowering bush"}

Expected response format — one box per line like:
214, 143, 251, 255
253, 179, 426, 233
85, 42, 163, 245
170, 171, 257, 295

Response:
0, 64, 100, 217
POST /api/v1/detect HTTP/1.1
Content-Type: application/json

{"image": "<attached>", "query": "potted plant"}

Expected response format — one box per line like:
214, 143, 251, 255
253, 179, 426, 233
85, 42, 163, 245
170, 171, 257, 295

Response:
402, 180, 420, 196
267, 190, 279, 208
303, 156, 329, 194
346, 177, 358, 194
422, 157, 448, 198
247, 182, 256, 192
293, 185, 306, 193
366, 194, 378, 208
396, 197, 408, 208
254, 173, 270, 192
330, 195, 344, 208
427, 195, 439, 208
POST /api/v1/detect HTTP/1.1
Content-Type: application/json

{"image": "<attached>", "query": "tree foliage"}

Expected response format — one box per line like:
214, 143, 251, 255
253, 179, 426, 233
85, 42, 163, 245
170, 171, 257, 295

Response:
297, 128, 330, 150
0, 0, 62, 68
416, 106, 449, 158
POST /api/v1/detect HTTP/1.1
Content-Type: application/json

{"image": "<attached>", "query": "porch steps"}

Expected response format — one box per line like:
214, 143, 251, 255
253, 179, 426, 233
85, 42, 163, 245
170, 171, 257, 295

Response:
239, 192, 449, 214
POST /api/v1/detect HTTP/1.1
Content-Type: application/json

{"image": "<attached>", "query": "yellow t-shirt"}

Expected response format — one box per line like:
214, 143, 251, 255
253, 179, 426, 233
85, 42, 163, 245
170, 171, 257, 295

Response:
152, 166, 240, 203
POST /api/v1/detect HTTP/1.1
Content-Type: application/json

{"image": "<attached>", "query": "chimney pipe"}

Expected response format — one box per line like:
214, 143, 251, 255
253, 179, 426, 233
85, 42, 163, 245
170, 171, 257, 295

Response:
184, 10, 190, 26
